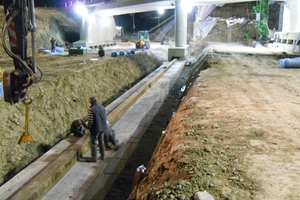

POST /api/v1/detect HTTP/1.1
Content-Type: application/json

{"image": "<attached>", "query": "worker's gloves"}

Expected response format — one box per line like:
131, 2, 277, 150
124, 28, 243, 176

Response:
85, 129, 90, 136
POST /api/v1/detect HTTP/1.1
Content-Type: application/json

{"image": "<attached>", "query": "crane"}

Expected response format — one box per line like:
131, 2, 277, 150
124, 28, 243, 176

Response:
252, 0, 269, 41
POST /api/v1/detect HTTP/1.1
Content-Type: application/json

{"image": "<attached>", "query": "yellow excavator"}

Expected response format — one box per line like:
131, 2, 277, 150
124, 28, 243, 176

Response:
2, 0, 42, 143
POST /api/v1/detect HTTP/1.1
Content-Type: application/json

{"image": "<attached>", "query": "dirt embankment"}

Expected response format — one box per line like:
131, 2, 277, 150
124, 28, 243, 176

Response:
129, 53, 300, 200
0, 4, 166, 185
0, 51, 164, 185
0, 6, 77, 56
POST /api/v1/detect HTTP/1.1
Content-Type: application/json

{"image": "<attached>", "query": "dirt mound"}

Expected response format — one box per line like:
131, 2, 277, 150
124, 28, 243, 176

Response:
129, 53, 300, 200
0, 6, 77, 56
0, 51, 164, 185
0, 6, 168, 185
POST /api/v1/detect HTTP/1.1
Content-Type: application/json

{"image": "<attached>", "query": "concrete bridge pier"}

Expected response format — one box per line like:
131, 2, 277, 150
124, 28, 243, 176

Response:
80, 16, 88, 42
168, 0, 189, 61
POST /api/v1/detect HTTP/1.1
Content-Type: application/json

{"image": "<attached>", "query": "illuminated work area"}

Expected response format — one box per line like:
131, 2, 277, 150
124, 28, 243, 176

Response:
0, 0, 299, 200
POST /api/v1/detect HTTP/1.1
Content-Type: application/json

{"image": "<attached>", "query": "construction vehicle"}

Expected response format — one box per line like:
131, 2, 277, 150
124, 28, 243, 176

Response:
2, 0, 42, 105
135, 30, 150, 49
2, 0, 42, 143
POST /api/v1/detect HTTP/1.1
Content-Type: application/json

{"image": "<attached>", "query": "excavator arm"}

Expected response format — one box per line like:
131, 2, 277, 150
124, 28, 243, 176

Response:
2, 0, 42, 104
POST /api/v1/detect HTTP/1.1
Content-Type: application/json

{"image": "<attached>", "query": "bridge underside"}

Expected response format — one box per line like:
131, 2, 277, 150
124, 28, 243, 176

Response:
71, 0, 288, 60
85, 0, 261, 16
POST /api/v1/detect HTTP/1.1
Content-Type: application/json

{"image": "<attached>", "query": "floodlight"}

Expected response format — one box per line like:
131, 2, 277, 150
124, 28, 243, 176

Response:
183, 0, 194, 12
158, 8, 165, 15
75, 3, 87, 17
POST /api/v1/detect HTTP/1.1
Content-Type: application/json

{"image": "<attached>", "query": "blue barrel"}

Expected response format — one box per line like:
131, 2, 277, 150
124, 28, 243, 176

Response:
126, 50, 131, 55
119, 50, 125, 56
130, 50, 136, 55
111, 51, 118, 57
280, 57, 300, 68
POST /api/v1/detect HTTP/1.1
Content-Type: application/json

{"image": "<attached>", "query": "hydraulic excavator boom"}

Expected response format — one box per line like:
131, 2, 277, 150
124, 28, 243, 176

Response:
2, 0, 42, 104
2, 0, 42, 143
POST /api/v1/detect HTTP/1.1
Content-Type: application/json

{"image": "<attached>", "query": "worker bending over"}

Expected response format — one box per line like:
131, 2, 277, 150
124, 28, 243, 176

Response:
70, 119, 87, 137
105, 121, 120, 150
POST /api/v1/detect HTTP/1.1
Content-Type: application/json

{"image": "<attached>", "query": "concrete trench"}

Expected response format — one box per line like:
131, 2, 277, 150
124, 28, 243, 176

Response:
40, 59, 188, 200
0, 49, 211, 200
104, 53, 211, 199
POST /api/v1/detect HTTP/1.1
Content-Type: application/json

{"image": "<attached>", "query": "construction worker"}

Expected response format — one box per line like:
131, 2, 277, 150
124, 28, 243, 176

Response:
86, 97, 107, 162
140, 40, 144, 51
65, 41, 69, 49
104, 121, 120, 151
70, 119, 87, 137
50, 38, 56, 53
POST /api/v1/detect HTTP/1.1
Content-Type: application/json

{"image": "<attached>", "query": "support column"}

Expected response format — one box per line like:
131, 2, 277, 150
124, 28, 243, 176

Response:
175, 0, 187, 47
278, 2, 284, 32
73, 16, 89, 48
282, 0, 300, 32
80, 16, 88, 42
168, 0, 189, 61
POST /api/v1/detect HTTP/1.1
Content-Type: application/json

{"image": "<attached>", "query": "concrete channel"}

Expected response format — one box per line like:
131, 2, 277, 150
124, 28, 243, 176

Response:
0, 55, 194, 199
105, 50, 211, 199
1, 43, 286, 199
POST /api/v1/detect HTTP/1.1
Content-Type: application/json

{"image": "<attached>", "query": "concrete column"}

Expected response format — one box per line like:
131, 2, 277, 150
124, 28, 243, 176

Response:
175, 0, 187, 47
283, 0, 300, 32
278, 2, 284, 32
80, 16, 88, 42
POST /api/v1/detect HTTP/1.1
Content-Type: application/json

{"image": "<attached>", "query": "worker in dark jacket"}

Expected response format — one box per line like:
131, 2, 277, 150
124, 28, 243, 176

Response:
104, 121, 119, 150
70, 119, 87, 137
50, 38, 56, 53
86, 97, 107, 162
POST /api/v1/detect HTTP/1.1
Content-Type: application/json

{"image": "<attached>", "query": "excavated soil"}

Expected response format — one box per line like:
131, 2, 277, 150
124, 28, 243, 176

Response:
1, 3, 299, 200
128, 49, 300, 200
0, 48, 166, 185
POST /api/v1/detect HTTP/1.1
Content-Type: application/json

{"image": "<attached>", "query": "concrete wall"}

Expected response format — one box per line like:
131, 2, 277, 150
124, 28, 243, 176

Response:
282, 0, 300, 32
80, 14, 117, 43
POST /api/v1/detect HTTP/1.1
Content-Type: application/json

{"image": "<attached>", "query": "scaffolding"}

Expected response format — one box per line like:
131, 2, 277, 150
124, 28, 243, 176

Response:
252, 0, 269, 40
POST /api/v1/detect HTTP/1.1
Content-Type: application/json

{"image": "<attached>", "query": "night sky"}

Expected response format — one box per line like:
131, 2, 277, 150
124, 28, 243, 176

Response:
34, 0, 62, 8
0, 1, 174, 35
114, 9, 174, 35
0, 0, 62, 8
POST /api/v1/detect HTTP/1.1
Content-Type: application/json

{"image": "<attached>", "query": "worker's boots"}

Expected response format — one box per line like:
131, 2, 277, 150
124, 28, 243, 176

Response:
77, 143, 99, 162
87, 144, 98, 162
113, 139, 120, 150
78, 156, 97, 162
113, 139, 119, 146
87, 157, 97, 162
107, 139, 120, 151
107, 142, 118, 151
